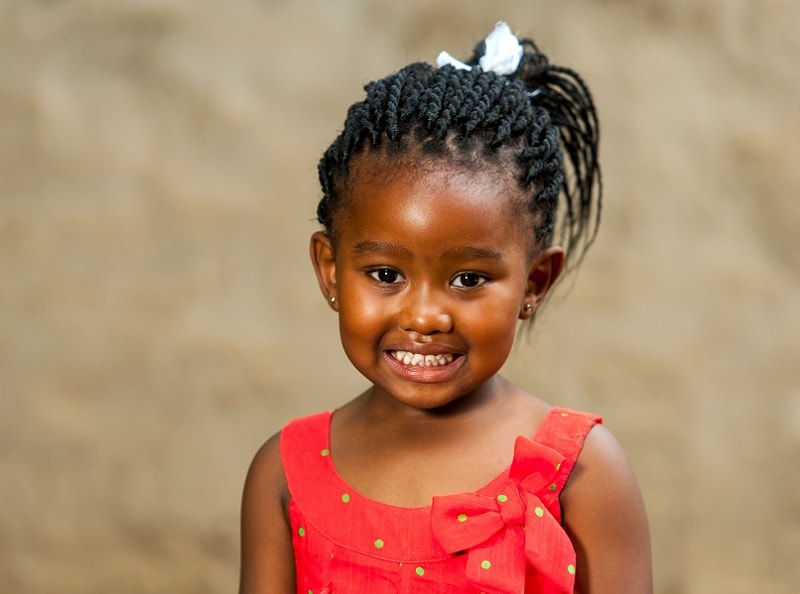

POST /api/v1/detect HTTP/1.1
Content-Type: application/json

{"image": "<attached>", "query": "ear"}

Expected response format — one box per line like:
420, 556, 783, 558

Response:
519, 246, 565, 320
310, 231, 338, 311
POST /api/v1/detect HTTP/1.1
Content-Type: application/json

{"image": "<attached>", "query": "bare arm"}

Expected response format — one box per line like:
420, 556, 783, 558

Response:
562, 425, 653, 594
239, 432, 296, 594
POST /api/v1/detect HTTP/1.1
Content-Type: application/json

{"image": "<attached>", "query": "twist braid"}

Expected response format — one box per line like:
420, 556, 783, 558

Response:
317, 29, 601, 279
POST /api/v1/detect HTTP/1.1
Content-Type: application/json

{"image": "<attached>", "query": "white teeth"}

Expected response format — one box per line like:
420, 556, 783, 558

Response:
393, 350, 455, 367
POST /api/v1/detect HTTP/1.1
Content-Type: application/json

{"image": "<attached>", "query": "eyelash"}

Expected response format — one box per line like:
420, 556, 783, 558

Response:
451, 272, 488, 289
367, 268, 488, 289
368, 268, 404, 285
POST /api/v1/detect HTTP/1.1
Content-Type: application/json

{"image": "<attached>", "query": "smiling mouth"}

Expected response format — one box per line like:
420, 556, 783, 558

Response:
390, 350, 457, 367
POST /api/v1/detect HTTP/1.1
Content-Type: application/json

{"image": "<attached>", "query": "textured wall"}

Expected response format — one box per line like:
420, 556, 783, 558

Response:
1, 1, 799, 592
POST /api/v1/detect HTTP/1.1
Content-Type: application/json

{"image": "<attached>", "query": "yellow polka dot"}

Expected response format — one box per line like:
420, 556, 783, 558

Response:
298, 526, 306, 537
341, 493, 351, 503
496, 494, 508, 503
374, 538, 385, 549
561, 412, 569, 416
320, 449, 330, 456
457, 513, 468, 522
481, 560, 491, 570
568, 564, 576, 575
415, 566, 425, 576
534, 507, 544, 518
555, 462, 561, 471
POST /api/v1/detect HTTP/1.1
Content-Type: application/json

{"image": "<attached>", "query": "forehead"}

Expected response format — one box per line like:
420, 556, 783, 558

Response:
338, 156, 529, 256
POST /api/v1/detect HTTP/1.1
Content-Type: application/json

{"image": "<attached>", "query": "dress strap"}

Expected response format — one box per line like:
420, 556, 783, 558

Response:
279, 410, 332, 498
532, 406, 602, 522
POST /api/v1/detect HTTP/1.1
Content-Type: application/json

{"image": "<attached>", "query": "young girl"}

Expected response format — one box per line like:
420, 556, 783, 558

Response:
240, 22, 652, 594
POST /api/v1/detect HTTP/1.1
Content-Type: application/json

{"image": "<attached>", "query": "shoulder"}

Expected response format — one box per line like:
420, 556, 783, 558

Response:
242, 408, 332, 514
562, 424, 653, 594
563, 423, 643, 513
239, 431, 295, 594
244, 431, 288, 505
240, 431, 291, 550
564, 422, 633, 493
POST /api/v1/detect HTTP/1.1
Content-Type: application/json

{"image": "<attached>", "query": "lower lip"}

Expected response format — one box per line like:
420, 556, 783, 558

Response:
383, 352, 465, 383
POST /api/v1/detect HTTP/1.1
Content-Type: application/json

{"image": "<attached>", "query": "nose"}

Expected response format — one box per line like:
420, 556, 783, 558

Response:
397, 284, 453, 335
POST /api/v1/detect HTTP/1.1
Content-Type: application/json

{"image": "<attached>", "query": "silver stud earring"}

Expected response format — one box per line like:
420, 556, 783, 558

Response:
523, 303, 533, 313
329, 296, 336, 305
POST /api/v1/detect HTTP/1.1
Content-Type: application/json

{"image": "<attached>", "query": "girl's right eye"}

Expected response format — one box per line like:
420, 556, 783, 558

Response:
368, 268, 404, 285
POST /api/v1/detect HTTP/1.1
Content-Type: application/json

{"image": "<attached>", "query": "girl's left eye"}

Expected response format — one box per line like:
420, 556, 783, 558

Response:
451, 272, 487, 288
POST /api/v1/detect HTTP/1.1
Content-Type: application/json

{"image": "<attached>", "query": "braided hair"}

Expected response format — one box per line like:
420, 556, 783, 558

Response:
317, 29, 601, 280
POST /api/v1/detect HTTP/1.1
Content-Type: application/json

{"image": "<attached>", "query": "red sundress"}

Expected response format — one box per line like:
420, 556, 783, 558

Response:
279, 407, 601, 594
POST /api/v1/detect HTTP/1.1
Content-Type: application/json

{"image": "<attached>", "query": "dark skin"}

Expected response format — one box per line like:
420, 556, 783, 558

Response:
239, 158, 652, 594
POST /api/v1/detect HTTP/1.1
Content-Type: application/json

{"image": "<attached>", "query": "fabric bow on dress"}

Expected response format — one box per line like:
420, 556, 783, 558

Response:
430, 437, 577, 594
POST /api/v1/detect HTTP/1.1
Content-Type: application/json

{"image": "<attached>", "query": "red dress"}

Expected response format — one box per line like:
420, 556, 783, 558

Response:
280, 407, 601, 594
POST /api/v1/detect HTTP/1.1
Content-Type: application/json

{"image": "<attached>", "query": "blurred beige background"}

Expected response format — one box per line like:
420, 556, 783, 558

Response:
1, 1, 799, 592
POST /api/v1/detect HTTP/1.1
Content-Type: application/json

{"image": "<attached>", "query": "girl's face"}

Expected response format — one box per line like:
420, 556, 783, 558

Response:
311, 159, 563, 413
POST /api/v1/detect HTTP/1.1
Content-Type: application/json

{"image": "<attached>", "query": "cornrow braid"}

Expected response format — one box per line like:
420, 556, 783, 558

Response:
317, 30, 601, 278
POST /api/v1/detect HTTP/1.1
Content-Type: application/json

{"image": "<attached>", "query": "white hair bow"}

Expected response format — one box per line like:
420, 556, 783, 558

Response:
436, 21, 524, 76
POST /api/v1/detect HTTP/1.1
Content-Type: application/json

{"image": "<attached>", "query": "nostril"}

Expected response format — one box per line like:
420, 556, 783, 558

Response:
397, 288, 454, 334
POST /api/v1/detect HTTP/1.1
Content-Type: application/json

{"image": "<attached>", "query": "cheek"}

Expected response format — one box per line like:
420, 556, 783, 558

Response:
460, 295, 520, 343
337, 290, 389, 340
336, 297, 393, 379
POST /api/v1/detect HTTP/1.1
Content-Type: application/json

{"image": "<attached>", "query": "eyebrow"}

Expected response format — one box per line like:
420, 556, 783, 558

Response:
352, 240, 504, 263
442, 245, 505, 262
352, 240, 413, 258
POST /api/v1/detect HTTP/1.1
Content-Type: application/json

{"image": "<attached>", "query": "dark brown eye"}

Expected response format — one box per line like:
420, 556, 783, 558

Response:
452, 272, 486, 288
369, 268, 403, 284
